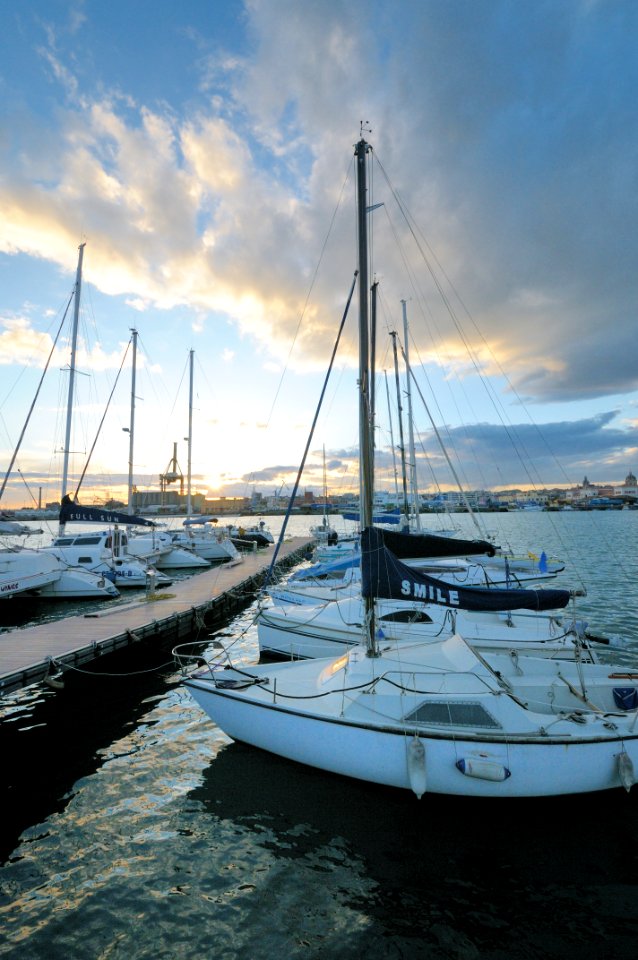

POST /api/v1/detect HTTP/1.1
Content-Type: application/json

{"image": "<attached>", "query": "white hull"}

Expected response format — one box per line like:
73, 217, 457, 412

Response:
185, 636, 638, 798
154, 547, 209, 569
0, 549, 62, 599
44, 531, 172, 589
171, 533, 240, 562
35, 568, 119, 599
257, 596, 590, 661
127, 532, 209, 569
107, 559, 172, 589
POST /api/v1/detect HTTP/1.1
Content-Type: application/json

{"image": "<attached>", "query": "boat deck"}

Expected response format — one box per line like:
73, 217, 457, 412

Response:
0, 537, 313, 695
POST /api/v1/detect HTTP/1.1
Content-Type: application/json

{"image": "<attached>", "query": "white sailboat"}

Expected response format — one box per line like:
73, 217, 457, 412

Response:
47, 527, 172, 590
168, 351, 240, 564
118, 336, 209, 571
127, 528, 210, 570
309, 446, 339, 545
1, 244, 119, 601
257, 594, 601, 661
269, 540, 564, 610
38, 266, 167, 595
181, 137, 638, 797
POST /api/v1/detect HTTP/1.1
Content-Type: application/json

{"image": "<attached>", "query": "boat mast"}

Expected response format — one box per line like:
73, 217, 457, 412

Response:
356, 138, 373, 529
59, 242, 85, 534
126, 328, 138, 513
355, 135, 377, 656
402, 300, 421, 531
186, 349, 194, 519
321, 443, 328, 525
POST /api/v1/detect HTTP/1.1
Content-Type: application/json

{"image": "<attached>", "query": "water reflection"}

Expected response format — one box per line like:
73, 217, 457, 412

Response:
1, 512, 638, 959
191, 739, 638, 958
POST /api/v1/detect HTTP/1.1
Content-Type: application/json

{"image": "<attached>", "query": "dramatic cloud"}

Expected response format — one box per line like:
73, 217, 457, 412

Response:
1, 1, 635, 404
1, 1, 637, 505
413, 411, 638, 489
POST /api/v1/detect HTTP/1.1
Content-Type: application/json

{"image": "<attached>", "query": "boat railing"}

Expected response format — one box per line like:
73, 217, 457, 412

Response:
172, 640, 231, 677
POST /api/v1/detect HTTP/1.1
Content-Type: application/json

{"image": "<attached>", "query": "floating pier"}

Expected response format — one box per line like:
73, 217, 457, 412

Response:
0, 537, 313, 696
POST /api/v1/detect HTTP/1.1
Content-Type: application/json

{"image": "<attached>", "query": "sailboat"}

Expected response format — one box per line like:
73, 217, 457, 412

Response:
116, 334, 210, 571
181, 137, 638, 797
309, 446, 339, 545
167, 351, 240, 564
1, 244, 119, 601
36, 270, 169, 594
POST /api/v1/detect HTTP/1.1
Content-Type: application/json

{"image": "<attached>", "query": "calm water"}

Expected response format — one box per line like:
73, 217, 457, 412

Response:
1, 512, 638, 958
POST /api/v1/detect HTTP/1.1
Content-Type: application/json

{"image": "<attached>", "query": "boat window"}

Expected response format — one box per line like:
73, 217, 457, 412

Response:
78, 556, 93, 563
405, 701, 501, 729
54, 538, 75, 546
379, 610, 433, 624
75, 537, 102, 545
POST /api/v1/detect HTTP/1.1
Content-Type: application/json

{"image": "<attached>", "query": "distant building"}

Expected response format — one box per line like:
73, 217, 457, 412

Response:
615, 470, 637, 500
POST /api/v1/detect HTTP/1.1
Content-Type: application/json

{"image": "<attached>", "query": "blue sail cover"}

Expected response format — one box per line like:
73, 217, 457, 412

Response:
289, 554, 362, 581
361, 526, 570, 612
59, 499, 156, 527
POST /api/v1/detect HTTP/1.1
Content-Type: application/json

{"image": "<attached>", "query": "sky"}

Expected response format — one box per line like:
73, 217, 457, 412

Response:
1, 0, 637, 509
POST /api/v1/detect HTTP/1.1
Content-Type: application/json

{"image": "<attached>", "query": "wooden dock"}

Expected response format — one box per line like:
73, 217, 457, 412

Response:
0, 537, 313, 696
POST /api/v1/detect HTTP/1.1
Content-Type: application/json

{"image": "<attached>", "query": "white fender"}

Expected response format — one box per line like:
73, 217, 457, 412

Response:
407, 737, 427, 798
617, 751, 635, 792
456, 758, 511, 782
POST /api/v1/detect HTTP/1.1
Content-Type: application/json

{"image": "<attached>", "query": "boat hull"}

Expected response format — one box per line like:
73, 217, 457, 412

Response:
35, 568, 119, 599
185, 676, 638, 798
257, 598, 589, 661
0, 549, 62, 599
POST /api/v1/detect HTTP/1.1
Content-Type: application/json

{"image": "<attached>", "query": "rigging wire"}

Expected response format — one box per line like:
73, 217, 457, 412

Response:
73, 338, 132, 499
0, 294, 73, 503
369, 150, 611, 585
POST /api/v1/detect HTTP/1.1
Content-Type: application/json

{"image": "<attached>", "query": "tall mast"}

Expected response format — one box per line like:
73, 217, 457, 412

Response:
322, 443, 328, 523
127, 328, 138, 512
355, 135, 377, 656
355, 138, 373, 531
186, 349, 194, 519
402, 300, 421, 531
59, 242, 85, 534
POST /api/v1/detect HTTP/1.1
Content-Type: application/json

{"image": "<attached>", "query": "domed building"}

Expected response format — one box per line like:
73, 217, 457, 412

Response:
618, 470, 637, 501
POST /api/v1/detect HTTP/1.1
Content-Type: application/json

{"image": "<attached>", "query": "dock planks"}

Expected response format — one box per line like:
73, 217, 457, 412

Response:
0, 537, 313, 695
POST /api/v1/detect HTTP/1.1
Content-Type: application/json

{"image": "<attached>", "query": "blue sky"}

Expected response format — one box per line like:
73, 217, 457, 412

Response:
1, 0, 637, 509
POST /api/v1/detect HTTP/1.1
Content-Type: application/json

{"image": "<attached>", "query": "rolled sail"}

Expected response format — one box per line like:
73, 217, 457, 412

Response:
59, 498, 156, 527
378, 527, 496, 559
361, 526, 570, 612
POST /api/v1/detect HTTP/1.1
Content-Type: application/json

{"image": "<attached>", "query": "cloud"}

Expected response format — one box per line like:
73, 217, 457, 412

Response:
1, 0, 637, 414
413, 411, 638, 488
0, 315, 142, 374
0, 317, 55, 366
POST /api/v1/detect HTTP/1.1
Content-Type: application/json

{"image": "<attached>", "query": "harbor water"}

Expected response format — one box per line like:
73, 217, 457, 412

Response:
1, 511, 638, 958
